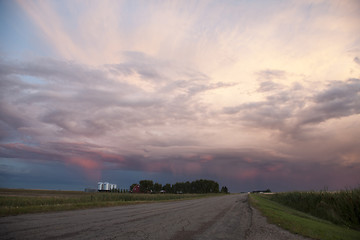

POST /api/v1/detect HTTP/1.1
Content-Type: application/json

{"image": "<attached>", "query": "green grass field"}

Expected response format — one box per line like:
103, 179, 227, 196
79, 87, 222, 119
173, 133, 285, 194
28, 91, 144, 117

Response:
0, 188, 214, 216
250, 193, 360, 240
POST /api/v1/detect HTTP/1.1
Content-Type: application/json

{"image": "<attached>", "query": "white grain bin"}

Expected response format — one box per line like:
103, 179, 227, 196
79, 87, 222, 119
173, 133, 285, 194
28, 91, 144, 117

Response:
113, 184, 117, 190
103, 182, 110, 191
98, 182, 103, 191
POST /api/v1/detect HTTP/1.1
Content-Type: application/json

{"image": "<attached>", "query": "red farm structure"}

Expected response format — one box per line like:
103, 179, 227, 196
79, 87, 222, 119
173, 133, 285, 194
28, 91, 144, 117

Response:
132, 184, 141, 193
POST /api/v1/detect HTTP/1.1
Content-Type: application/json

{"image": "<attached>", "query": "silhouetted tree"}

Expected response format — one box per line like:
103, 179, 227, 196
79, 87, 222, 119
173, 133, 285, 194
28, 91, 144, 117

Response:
153, 183, 162, 193
162, 183, 172, 193
139, 180, 154, 193
190, 179, 219, 193
130, 179, 221, 194
221, 186, 229, 194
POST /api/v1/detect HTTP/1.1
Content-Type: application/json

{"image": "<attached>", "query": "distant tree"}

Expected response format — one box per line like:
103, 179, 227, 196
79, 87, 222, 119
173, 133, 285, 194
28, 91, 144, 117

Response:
139, 180, 154, 193
162, 183, 172, 193
188, 179, 219, 193
173, 182, 185, 193
221, 186, 229, 194
131, 179, 220, 194
184, 181, 191, 193
153, 183, 162, 193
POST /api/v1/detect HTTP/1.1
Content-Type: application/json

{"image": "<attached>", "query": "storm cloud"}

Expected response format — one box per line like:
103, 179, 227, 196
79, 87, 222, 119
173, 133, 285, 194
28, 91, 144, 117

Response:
1, 0, 360, 191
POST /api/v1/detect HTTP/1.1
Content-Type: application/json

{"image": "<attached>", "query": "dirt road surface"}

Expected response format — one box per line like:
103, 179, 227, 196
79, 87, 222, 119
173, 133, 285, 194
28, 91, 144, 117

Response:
0, 194, 311, 240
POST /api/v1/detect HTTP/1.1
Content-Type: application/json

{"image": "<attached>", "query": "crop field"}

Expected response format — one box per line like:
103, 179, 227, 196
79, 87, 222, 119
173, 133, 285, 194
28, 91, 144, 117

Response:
250, 187, 360, 240
0, 188, 212, 216
267, 188, 360, 230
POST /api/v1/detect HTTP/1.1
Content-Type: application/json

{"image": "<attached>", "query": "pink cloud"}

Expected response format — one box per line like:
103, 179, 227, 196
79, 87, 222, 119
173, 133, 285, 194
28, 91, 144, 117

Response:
244, 157, 254, 163
66, 157, 103, 181
184, 162, 202, 174
236, 169, 260, 180
200, 154, 213, 163
266, 163, 284, 172
143, 161, 170, 172
68, 157, 101, 170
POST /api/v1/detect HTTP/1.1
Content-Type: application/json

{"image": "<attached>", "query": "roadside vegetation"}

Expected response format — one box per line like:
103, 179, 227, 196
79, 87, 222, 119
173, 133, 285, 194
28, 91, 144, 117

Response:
267, 188, 360, 231
250, 188, 360, 240
0, 188, 218, 217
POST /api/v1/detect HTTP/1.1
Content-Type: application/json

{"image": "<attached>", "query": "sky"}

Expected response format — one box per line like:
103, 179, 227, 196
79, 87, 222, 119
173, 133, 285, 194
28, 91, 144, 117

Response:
0, 0, 360, 192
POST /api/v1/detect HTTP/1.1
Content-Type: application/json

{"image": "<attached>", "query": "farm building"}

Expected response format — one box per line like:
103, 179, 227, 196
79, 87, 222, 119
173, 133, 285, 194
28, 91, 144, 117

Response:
98, 182, 117, 192
132, 184, 141, 193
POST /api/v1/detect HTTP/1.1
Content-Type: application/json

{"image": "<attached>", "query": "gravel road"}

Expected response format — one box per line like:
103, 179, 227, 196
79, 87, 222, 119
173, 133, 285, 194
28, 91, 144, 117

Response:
0, 194, 312, 240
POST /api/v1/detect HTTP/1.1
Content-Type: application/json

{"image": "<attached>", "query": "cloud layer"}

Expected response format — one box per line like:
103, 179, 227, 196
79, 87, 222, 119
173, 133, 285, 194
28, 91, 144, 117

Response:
1, 0, 360, 191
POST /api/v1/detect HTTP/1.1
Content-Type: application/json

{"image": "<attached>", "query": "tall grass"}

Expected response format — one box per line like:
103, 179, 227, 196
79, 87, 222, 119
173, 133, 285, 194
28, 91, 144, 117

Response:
267, 188, 360, 230
250, 194, 360, 240
0, 189, 211, 216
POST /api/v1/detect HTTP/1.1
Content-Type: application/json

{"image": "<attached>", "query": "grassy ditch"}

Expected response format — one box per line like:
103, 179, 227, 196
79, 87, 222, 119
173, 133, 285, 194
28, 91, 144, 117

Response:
250, 194, 360, 240
266, 188, 360, 230
0, 188, 215, 216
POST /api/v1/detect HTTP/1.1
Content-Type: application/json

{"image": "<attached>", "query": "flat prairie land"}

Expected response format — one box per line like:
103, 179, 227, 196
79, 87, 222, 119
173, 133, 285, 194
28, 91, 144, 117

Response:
0, 188, 215, 216
0, 188, 88, 197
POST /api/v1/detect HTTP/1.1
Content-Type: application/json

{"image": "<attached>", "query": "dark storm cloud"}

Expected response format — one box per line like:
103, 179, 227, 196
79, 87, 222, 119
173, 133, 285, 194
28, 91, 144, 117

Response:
0, 55, 233, 156
0, 141, 132, 169
257, 80, 282, 92
315, 79, 360, 103
224, 73, 360, 140
223, 90, 295, 130
207, 149, 360, 191
0, 56, 214, 139
1, 117, 359, 192
0, 102, 28, 130
298, 79, 360, 126
1, 53, 359, 191
123, 147, 360, 192
0, 143, 64, 162
42, 110, 108, 137
256, 70, 286, 93
2, 0, 359, 192
354, 57, 360, 65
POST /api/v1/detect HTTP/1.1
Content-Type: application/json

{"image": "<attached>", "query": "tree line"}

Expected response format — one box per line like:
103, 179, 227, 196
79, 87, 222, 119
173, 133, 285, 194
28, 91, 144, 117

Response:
130, 179, 229, 194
